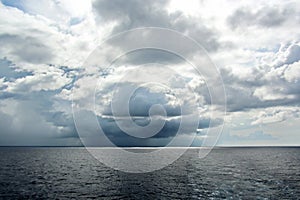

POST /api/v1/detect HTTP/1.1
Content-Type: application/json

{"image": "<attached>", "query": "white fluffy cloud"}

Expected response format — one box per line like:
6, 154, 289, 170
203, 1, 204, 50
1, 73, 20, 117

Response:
4, 65, 72, 92
284, 61, 300, 83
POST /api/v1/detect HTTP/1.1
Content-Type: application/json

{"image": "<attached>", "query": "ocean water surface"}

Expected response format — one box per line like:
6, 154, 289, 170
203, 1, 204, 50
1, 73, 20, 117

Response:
0, 147, 299, 199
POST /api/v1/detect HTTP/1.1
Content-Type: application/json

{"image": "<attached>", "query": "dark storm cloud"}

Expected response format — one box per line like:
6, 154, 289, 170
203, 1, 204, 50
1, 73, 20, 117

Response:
227, 5, 296, 29
73, 109, 179, 147
128, 88, 181, 117
99, 117, 179, 138
92, 0, 220, 52
97, 115, 207, 147
87, 113, 222, 147
101, 85, 181, 117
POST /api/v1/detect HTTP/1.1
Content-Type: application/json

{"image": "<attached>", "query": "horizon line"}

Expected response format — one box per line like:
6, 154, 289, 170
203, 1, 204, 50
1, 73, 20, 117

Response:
0, 145, 300, 148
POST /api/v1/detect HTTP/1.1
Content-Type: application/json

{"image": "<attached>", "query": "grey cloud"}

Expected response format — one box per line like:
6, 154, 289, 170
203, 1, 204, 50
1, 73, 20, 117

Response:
102, 85, 181, 117
214, 42, 300, 112
219, 67, 300, 112
285, 45, 300, 65
94, 114, 221, 147
0, 93, 79, 146
74, 109, 180, 147
92, 0, 220, 52
227, 5, 295, 29
0, 34, 54, 64
0, 98, 77, 146
273, 43, 300, 68
97, 115, 204, 147
92, 0, 170, 27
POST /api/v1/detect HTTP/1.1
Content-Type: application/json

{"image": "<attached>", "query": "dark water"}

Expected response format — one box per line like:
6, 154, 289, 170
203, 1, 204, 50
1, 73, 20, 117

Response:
0, 147, 299, 199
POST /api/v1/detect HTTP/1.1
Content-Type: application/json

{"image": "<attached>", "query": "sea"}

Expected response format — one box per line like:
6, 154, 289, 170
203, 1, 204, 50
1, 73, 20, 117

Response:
0, 147, 299, 199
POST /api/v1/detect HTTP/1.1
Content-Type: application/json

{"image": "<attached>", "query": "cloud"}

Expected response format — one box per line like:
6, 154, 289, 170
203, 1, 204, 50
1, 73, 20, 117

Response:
271, 43, 300, 68
0, 0, 300, 146
102, 85, 182, 117
92, 0, 220, 52
284, 61, 300, 82
0, 34, 54, 64
216, 42, 300, 112
0, 57, 78, 145
1, 0, 91, 25
0, 1, 99, 68
0, 57, 75, 96
0, 5, 58, 65
251, 107, 300, 126
4, 66, 72, 93
0, 97, 79, 146
227, 4, 297, 29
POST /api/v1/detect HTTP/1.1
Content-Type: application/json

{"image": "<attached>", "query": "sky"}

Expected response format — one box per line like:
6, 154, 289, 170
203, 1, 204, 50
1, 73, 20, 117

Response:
0, 0, 299, 146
